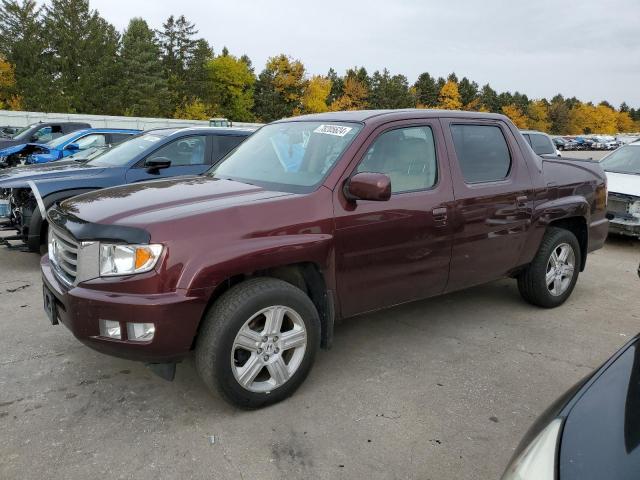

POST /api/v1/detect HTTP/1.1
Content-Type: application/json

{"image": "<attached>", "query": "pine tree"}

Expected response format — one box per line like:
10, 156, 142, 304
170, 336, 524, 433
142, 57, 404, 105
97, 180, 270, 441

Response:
326, 68, 343, 105
479, 84, 500, 112
185, 38, 214, 104
158, 14, 198, 113
43, 0, 121, 113
413, 72, 439, 107
368, 69, 412, 109
0, 0, 50, 110
458, 77, 479, 107
548, 95, 570, 134
119, 18, 169, 117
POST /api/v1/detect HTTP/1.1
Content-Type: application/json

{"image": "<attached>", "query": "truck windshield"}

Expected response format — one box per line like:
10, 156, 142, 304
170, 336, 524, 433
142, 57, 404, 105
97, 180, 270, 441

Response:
88, 133, 164, 167
210, 121, 362, 193
601, 146, 640, 175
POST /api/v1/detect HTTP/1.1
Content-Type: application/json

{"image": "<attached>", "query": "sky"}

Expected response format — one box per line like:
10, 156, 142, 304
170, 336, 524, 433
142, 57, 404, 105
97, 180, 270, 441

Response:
87, 0, 639, 107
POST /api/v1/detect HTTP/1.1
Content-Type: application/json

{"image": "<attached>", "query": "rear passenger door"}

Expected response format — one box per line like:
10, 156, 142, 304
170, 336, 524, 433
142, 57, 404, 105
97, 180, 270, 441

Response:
441, 119, 534, 292
125, 135, 212, 183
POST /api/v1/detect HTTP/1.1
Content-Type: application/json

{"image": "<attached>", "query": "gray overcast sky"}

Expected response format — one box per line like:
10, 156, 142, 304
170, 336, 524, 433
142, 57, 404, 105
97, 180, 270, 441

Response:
89, 0, 640, 107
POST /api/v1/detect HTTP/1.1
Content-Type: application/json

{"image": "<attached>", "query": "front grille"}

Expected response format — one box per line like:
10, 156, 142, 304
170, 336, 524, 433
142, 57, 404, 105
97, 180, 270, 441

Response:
50, 228, 79, 286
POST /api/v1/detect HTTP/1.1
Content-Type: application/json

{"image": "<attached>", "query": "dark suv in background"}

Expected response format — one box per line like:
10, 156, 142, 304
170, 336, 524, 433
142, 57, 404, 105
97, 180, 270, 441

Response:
0, 127, 253, 251
0, 122, 91, 150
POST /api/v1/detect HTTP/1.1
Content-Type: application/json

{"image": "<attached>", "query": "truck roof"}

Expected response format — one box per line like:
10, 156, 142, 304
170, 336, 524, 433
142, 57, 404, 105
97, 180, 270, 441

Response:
279, 109, 509, 125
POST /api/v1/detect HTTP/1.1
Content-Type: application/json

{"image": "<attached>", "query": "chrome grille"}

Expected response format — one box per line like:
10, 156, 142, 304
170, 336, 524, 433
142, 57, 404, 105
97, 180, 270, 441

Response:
50, 228, 79, 286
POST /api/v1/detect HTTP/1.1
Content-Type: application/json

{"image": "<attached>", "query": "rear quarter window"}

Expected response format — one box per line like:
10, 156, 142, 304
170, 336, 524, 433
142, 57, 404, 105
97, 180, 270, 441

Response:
450, 124, 511, 183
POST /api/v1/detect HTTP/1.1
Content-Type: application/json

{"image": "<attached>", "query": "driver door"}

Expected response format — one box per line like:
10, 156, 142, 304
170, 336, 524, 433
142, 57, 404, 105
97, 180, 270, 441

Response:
125, 135, 212, 183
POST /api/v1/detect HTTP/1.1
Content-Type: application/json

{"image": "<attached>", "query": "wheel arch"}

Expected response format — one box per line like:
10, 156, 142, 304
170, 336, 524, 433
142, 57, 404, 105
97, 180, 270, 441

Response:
547, 216, 588, 271
26, 187, 99, 252
194, 261, 336, 351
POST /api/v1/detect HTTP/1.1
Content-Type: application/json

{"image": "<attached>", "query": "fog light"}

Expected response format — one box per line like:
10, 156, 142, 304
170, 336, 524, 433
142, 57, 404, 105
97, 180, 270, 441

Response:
99, 319, 121, 339
127, 323, 155, 342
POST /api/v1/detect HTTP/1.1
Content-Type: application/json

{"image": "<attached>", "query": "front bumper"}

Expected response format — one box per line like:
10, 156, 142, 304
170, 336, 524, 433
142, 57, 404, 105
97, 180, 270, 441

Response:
41, 255, 209, 363
608, 216, 640, 237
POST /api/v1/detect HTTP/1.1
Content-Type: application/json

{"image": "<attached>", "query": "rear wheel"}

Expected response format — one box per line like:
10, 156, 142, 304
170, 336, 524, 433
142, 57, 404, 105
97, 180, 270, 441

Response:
518, 227, 581, 308
196, 278, 320, 408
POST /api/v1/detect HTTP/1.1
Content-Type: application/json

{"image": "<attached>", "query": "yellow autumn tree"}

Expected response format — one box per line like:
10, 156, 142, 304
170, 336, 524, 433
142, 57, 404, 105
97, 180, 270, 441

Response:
437, 81, 462, 110
299, 75, 331, 114
502, 104, 529, 129
330, 77, 368, 111
0, 57, 21, 110
527, 100, 551, 132
617, 111, 636, 133
568, 103, 619, 134
173, 99, 209, 120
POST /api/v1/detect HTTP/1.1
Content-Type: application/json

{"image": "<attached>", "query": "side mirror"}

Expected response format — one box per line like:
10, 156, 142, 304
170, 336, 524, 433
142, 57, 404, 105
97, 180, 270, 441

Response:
145, 157, 172, 172
344, 172, 391, 202
65, 143, 80, 151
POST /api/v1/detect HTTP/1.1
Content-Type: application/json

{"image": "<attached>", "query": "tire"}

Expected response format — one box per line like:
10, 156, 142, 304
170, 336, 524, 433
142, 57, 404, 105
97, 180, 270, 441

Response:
517, 227, 581, 308
196, 277, 321, 409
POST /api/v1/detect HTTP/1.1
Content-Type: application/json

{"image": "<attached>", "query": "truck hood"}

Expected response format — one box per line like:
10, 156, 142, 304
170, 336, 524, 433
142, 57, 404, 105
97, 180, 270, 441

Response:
606, 171, 640, 197
0, 160, 104, 188
60, 176, 294, 226
0, 142, 49, 156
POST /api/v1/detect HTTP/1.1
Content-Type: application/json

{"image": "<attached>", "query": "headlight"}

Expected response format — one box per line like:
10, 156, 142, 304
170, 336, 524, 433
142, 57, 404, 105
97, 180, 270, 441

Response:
501, 418, 562, 480
99, 243, 163, 276
628, 200, 640, 218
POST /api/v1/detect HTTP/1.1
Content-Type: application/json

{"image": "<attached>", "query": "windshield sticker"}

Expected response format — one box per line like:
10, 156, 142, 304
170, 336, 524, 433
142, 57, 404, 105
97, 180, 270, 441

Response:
313, 125, 353, 137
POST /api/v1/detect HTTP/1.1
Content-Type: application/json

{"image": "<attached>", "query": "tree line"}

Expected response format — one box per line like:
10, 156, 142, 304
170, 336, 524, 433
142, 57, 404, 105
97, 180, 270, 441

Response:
0, 0, 638, 134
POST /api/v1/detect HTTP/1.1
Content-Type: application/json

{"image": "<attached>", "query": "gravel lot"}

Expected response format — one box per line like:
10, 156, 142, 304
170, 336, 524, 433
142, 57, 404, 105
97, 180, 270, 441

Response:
1, 157, 638, 479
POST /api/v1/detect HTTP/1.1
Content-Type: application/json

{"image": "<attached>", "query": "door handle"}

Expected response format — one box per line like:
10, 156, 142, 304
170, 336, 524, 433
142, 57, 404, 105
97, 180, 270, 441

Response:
432, 207, 448, 223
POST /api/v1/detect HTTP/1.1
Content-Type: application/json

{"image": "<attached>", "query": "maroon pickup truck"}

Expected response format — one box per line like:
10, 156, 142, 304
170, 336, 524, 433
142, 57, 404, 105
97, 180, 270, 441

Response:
41, 110, 609, 408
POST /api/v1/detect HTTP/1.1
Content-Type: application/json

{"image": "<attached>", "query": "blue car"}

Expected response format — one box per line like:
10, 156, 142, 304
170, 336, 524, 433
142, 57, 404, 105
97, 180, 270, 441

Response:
0, 127, 253, 251
0, 128, 141, 168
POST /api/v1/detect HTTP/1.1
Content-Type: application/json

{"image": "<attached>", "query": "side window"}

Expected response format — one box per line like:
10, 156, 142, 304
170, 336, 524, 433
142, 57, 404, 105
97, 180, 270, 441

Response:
212, 135, 245, 163
74, 134, 106, 149
450, 124, 511, 183
356, 126, 438, 193
109, 133, 134, 145
530, 133, 555, 155
148, 135, 207, 166
33, 126, 53, 142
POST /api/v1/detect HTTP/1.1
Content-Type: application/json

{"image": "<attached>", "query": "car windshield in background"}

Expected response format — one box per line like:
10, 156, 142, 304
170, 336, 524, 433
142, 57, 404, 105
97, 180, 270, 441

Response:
46, 130, 83, 149
12, 123, 40, 141
68, 146, 110, 162
210, 121, 362, 193
88, 133, 163, 167
601, 146, 640, 175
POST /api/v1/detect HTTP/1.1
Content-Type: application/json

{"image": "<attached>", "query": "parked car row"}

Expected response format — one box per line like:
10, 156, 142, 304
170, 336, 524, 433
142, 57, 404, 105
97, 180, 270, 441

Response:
553, 135, 624, 151
0, 127, 140, 168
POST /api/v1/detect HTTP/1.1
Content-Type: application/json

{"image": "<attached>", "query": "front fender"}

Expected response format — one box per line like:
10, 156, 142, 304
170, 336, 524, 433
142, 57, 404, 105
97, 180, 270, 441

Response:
181, 234, 336, 295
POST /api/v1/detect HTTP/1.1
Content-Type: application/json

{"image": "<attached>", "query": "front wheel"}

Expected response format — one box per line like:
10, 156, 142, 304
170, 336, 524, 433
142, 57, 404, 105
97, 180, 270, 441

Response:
517, 227, 581, 308
196, 278, 320, 408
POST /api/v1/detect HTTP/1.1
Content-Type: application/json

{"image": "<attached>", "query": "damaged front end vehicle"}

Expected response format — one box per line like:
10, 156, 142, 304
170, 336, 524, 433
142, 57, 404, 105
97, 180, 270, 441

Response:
601, 143, 640, 237
0, 184, 42, 250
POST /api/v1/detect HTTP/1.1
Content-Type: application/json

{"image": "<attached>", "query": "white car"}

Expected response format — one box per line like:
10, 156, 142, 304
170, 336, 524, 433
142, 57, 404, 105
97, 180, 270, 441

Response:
601, 143, 640, 236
